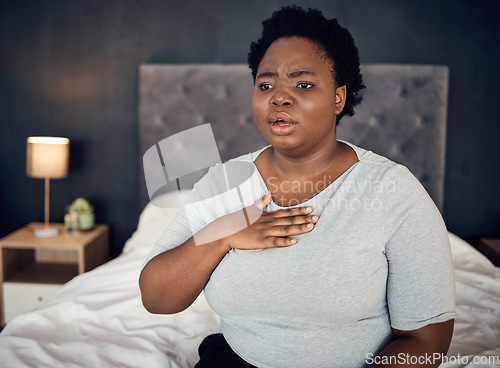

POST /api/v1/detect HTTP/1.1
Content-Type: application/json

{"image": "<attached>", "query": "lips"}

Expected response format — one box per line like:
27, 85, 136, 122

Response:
268, 112, 297, 135
269, 112, 294, 125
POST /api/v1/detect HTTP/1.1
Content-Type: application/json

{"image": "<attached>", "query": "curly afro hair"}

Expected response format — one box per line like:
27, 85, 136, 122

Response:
248, 5, 365, 124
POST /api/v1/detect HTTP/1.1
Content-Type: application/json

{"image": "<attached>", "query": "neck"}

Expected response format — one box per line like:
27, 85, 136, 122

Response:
270, 140, 345, 179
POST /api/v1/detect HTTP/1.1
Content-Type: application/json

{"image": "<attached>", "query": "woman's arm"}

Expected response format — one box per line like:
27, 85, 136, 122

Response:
371, 319, 454, 367
139, 192, 319, 314
376, 166, 456, 367
139, 234, 230, 314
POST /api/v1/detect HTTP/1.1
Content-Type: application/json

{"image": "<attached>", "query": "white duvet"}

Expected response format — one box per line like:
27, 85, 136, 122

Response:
1, 199, 499, 368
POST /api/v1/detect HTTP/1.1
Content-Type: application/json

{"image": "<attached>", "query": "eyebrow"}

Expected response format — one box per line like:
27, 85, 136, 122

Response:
256, 70, 316, 79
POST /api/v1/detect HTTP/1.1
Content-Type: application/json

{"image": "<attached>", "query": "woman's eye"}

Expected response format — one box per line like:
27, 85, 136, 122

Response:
297, 82, 313, 89
259, 83, 273, 91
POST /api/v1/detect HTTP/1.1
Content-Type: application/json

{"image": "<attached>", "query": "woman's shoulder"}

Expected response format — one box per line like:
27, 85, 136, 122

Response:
342, 141, 423, 187
341, 140, 396, 167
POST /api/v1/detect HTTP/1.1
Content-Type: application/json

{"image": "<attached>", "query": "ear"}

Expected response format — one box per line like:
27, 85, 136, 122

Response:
335, 85, 347, 116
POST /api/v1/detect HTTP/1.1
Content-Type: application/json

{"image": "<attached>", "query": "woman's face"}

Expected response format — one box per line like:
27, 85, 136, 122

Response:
252, 36, 346, 157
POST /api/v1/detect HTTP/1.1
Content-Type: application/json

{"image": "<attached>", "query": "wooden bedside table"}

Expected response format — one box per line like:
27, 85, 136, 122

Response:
478, 238, 500, 267
0, 222, 109, 326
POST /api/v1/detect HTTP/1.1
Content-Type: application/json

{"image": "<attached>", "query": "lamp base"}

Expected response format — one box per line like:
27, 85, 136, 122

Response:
33, 227, 59, 238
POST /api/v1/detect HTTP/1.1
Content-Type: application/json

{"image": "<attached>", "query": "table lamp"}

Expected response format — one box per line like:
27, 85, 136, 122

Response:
26, 136, 70, 237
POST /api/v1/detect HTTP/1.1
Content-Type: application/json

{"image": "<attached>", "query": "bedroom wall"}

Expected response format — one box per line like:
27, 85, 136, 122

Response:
0, 0, 498, 258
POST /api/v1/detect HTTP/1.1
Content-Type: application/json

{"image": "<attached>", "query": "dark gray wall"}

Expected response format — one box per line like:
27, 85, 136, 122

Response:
1, 0, 498, 258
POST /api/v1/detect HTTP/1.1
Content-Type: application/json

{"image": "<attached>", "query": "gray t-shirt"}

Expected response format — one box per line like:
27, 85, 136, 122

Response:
145, 142, 456, 368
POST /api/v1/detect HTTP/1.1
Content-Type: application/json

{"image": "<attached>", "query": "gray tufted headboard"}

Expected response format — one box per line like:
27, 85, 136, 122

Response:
139, 64, 448, 211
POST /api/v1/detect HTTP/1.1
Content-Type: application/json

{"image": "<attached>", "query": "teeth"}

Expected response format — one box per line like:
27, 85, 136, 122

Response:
272, 120, 292, 126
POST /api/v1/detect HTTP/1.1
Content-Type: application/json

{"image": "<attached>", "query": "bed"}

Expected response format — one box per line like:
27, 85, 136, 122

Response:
0, 64, 498, 368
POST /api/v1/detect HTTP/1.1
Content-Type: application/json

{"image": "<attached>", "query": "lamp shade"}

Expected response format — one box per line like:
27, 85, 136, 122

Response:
26, 137, 70, 178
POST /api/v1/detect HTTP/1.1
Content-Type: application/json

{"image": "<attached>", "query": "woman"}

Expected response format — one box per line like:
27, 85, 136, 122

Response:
140, 6, 455, 368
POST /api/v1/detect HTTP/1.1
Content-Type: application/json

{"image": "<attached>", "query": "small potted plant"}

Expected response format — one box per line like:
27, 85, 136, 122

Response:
64, 198, 95, 231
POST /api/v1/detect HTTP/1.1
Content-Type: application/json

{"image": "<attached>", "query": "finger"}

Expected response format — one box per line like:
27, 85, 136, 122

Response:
244, 193, 268, 224
265, 222, 316, 237
265, 236, 298, 248
254, 191, 272, 210
270, 214, 319, 226
272, 206, 313, 218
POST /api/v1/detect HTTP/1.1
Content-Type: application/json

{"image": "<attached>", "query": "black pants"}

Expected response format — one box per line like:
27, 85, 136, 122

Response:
194, 333, 258, 368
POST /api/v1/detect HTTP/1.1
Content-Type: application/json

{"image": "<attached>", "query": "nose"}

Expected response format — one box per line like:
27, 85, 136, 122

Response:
270, 87, 294, 106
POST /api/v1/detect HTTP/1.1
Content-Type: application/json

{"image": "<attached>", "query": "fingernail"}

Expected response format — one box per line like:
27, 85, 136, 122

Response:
311, 215, 319, 221
307, 223, 313, 228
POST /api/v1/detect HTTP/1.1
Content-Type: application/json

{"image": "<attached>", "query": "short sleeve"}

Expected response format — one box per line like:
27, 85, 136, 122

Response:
141, 205, 194, 267
142, 158, 266, 267
385, 166, 456, 331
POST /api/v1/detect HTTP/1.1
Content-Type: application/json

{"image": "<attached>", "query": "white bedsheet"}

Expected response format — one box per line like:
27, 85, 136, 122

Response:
0, 199, 498, 368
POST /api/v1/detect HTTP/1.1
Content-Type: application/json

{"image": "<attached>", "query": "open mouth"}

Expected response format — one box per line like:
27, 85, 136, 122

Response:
268, 116, 297, 136
267, 113, 296, 135
271, 119, 294, 126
